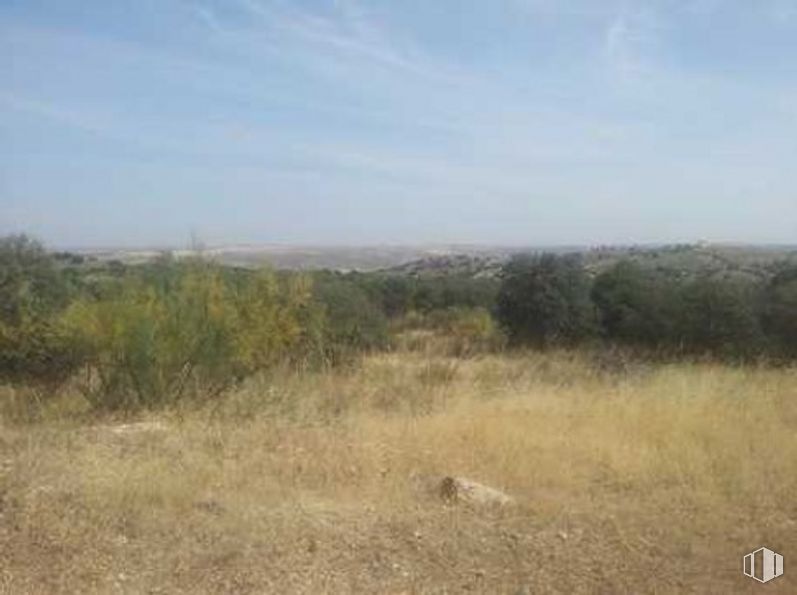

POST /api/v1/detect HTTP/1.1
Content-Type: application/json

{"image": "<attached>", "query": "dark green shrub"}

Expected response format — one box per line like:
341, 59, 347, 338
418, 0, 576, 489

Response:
678, 276, 766, 358
0, 234, 71, 326
592, 261, 683, 348
0, 235, 81, 393
496, 254, 596, 346
762, 264, 797, 357
0, 318, 83, 394
413, 277, 499, 313
311, 274, 389, 364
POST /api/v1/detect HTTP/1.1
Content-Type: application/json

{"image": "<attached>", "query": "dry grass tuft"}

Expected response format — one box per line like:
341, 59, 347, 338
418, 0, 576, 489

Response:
2, 342, 796, 593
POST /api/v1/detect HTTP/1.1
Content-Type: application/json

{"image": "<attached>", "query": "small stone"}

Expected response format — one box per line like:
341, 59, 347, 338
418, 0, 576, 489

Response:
438, 476, 514, 507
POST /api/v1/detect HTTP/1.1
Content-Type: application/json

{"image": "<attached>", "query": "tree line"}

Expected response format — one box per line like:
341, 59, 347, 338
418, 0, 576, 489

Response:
0, 235, 500, 410
496, 253, 797, 359
2, 235, 795, 412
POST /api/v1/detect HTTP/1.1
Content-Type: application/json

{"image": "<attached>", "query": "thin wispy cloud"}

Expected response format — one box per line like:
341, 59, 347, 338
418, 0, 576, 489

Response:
604, 8, 665, 80
605, 15, 635, 74
233, 0, 471, 85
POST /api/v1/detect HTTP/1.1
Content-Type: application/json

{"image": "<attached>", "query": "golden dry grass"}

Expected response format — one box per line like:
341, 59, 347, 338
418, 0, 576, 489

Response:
2, 342, 796, 593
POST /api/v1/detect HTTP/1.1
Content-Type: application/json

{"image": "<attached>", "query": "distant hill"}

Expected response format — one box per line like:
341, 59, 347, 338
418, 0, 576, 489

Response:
380, 244, 797, 281
66, 243, 797, 279
380, 253, 507, 278
70, 244, 516, 272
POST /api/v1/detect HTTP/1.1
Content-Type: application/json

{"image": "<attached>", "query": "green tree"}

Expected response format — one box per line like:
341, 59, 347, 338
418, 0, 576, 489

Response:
591, 261, 682, 347
0, 234, 70, 325
312, 273, 389, 363
678, 275, 765, 357
762, 264, 797, 357
0, 235, 80, 391
413, 277, 499, 313
496, 254, 596, 346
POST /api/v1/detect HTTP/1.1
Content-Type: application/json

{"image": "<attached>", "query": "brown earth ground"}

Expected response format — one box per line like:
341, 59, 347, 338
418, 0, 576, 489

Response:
1, 340, 796, 593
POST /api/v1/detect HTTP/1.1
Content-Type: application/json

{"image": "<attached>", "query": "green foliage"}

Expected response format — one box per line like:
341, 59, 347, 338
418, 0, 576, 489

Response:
311, 273, 389, 363
591, 261, 683, 347
0, 235, 81, 391
359, 275, 415, 318
678, 276, 765, 357
428, 307, 505, 356
762, 264, 797, 357
62, 263, 325, 410
412, 277, 499, 314
592, 260, 767, 358
0, 317, 81, 392
2, 234, 795, 415
0, 234, 70, 325
496, 254, 597, 347
347, 272, 499, 320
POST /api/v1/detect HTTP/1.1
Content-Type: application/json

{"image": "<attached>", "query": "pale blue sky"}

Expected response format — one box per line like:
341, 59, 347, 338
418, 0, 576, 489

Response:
1, 0, 796, 247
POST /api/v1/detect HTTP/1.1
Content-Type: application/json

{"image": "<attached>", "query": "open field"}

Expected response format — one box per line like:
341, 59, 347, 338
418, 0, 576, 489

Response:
2, 341, 795, 594
5, 1, 797, 592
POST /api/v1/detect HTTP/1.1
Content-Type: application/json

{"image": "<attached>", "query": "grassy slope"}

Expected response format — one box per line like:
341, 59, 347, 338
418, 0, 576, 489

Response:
2, 343, 796, 593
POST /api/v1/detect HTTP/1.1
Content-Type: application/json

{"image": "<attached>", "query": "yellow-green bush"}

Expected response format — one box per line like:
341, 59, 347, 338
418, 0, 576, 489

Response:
436, 307, 506, 356
397, 307, 506, 357
62, 263, 325, 410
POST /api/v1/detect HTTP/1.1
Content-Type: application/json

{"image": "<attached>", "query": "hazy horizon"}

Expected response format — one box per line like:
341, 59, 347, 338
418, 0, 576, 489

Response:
3, 1, 797, 247
50, 240, 797, 254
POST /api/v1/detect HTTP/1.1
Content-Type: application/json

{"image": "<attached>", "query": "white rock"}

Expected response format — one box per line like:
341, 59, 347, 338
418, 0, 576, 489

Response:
439, 476, 514, 507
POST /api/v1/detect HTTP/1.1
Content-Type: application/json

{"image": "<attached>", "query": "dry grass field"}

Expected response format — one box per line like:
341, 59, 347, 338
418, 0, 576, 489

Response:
2, 337, 796, 593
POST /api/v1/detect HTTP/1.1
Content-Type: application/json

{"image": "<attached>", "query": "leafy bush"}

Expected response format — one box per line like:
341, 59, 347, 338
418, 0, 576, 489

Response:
429, 307, 505, 356
678, 276, 765, 357
0, 235, 81, 393
0, 317, 82, 394
762, 264, 797, 357
311, 273, 389, 364
0, 234, 71, 326
496, 254, 596, 347
591, 261, 683, 347
62, 263, 324, 410
347, 273, 499, 320
592, 260, 768, 358
412, 277, 499, 313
